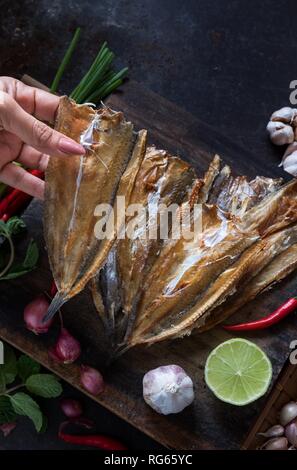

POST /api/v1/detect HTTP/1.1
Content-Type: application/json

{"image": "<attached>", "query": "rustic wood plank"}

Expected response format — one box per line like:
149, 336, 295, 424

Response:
0, 77, 295, 450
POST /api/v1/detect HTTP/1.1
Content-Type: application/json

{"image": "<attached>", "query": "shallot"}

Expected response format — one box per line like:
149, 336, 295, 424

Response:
49, 328, 81, 364
60, 398, 83, 419
24, 294, 53, 334
0, 422, 16, 437
80, 365, 105, 396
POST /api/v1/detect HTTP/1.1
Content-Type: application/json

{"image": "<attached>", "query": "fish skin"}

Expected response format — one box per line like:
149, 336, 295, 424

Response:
44, 97, 146, 320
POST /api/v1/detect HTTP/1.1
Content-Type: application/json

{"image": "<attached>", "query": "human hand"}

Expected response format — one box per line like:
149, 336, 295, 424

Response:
0, 76, 85, 199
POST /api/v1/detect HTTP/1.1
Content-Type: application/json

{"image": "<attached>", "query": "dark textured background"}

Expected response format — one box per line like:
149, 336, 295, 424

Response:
0, 0, 296, 450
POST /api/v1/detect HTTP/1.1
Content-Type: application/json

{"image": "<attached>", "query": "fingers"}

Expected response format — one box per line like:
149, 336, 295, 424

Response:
16, 145, 49, 172
0, 163, 44, 199
0, 90, 85, 157
0, 131, 49, 172
0, 131, 49, 171
0, 76, 60, 123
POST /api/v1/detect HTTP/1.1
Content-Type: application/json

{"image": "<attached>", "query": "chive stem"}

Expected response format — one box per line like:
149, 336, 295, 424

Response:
70, 43, 108, 100
50, 27, 81, 93
85, 67, 128, 102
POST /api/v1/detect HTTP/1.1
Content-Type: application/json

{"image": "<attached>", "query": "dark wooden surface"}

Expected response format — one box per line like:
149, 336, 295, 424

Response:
0, 79, 296, 450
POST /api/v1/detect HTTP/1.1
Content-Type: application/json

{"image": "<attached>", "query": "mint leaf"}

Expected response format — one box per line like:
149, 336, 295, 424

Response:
0, 266, 35, 280
25, 374, 62, 398
9, 392, 43, 432
0, 396, 17, 424
23, 240, 39, 269
0, 345, 17, 384
0, 370, 6, 393
6, 217, 26, 236
1, 240, 39, 280
18, 356, 40, 382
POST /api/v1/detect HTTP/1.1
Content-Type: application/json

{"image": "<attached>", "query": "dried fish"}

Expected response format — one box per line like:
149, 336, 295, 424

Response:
44, 97, 146, 320
90, 147, 197, 342
44, 101, 297, 350
127, 164, 297, 346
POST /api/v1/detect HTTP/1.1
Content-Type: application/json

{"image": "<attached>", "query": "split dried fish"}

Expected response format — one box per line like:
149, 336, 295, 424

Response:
44, 100, 297, 350
90, 147, 197, 343
128, 167, 297, 346
44, 97, 146, 320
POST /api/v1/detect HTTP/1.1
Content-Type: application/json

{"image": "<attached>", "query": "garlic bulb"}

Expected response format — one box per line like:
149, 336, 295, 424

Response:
143, 365, 194, 415
266, 120, 294, 146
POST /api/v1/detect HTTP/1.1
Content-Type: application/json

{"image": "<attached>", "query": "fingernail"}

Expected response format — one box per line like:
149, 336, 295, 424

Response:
58, 138, 85, 155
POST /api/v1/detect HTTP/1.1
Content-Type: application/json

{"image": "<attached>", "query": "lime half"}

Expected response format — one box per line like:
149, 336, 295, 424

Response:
205, 338, 272, 406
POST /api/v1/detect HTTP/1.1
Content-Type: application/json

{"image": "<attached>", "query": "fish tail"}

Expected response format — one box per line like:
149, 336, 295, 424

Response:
43, 293, 66, 323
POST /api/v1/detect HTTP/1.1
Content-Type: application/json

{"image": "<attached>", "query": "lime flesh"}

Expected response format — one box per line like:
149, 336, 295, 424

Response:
205, 338, 272, 406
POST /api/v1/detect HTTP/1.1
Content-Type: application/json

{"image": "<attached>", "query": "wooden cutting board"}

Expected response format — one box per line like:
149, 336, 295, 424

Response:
0, 76, 296, 450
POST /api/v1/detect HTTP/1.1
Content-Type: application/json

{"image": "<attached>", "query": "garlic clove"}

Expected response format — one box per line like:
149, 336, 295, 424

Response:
280, 401, 297, 427
143, 365, 194, 415
282, 158, 297, 177
280, 143, 297, 177
257, 424, 285, 439
285, 418, 297, 447
260, 437, 288, 450
270, 107, 297, 124
266, 121, 294, 146
282, 141, 297, 159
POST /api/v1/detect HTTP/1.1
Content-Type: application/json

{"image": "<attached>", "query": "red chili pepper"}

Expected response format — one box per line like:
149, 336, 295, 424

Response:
58, 420, 127, 450
0, 170, 44, 219
0, 188, 21, 215
223, 297, 297, 331
1, 192, 32, 220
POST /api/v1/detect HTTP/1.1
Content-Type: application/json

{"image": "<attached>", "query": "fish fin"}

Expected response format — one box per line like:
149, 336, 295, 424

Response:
43, 293, 66, 323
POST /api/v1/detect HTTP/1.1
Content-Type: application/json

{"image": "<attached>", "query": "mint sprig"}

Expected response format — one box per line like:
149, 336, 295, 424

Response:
0, 217, 39, 281
0, 344, 62, 432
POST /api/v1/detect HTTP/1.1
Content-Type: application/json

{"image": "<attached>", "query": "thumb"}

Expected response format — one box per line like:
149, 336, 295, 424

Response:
0, 91, 85, 156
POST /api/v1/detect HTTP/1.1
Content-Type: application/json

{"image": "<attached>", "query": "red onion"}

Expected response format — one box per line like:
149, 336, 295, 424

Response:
49, 328, 81, 364
285, 418, 297, 447
24, 294, 53, 334
60, 398, 83, 418
0, 422, 16, 437
80, 365, 104, 395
